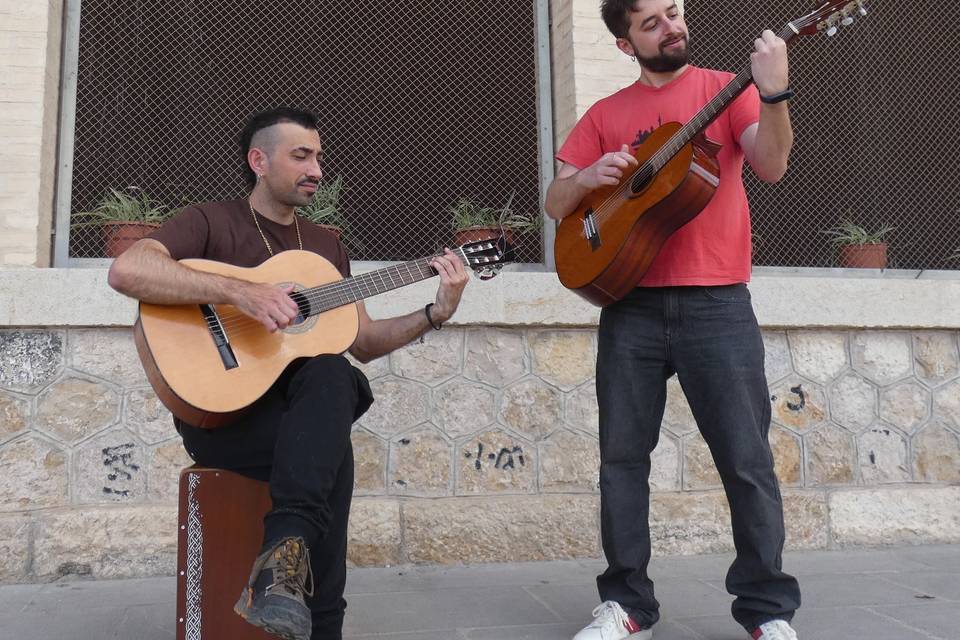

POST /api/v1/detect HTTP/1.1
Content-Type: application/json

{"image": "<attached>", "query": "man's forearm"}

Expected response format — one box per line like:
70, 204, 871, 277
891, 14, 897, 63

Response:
752, 102, 794, 182
350, 308, 434, 363
545, 173, 589, 220
108, 242, 243, 305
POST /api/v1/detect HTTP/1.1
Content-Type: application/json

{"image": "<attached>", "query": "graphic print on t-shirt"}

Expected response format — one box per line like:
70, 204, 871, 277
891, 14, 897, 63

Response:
632, 115, 663, 147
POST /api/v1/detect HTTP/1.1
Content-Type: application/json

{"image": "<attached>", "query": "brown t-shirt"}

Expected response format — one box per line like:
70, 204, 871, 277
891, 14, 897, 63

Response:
149, 198, 350, 276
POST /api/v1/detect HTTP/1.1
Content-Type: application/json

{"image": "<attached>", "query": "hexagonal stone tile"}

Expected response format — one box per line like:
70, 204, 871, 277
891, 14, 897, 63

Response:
538, 430, 599, 493
124, 388, 174, 445
69, 329, 147, 386
914, 331, 959, 386
529, 330, 595, 390
850, 331, 913, 386
762, 331, 793, 385
390, 329, 464, 385
388, 425, 452, 497
0, 330, 64, 393
432, 379, 496, 439
345, 353, 391, 382
463, 328, 528, 387
359, 376, 430, 438
788, 331, 848, 384
0, 391, 29, 442
650, 431, 680, 491
456, 429, 535, 495
662, 376, 696, 435
351, 428, 387, 495
35, 377, 120, 444
858, 426, 910, 484
805, 425, 856, 486
75, 430, 146, 503
769, 426, 802, 487
879, 382, 931, 434
0, 435, 67, 511
912, 423, 960, 483
146, 440, 192, 502
683, 432, 722, 490
565, 382, 599, 435
933, 380, 960, 428
499, 377, 563, 440
829, 373, 878, 432
769, 379, 828, 431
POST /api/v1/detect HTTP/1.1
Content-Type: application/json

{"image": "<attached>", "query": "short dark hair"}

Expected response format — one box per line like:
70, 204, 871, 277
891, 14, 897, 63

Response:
238, 107, 320, 189
600, 0, 640, 39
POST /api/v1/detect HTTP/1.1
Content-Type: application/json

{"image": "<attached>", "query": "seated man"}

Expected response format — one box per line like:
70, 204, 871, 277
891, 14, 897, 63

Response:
108, 106, 469, 640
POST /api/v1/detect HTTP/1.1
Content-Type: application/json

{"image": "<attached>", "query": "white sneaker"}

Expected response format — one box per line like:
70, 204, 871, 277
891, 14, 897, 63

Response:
572, 601, 652, 640
751, 619, 799, 640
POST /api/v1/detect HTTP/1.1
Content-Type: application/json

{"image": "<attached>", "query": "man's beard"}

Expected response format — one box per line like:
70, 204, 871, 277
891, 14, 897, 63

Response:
635, 34, 690, 73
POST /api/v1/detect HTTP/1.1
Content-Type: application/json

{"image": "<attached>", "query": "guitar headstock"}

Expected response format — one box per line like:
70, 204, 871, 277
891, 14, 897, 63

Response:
789, 0, 868, 38
458, 237, 516, 280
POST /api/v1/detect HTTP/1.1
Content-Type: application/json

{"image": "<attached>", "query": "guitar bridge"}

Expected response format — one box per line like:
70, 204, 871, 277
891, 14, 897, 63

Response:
582, 209, 601, 251
200, 304, 239, 370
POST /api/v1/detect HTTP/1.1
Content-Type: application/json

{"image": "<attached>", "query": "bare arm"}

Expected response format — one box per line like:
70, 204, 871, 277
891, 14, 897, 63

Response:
107, 238, 299, 332
349, 249, 469, 363
544, 145, 638, 220
741, 30, 794, 182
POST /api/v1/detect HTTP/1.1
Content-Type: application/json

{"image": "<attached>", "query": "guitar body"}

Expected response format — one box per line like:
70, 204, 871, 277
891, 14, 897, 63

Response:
135, 250, 359, 428
555, 122, 721, 307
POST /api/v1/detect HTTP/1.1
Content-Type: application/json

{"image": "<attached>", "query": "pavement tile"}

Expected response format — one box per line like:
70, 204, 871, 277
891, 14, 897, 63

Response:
870, 602, 960, 640
879, 571, 960, 601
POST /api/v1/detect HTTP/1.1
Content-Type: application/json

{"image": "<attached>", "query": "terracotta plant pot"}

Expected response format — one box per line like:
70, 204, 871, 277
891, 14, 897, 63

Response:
101, 221, 160, 257
452, 226, 515, 247
838, 243, 888, 269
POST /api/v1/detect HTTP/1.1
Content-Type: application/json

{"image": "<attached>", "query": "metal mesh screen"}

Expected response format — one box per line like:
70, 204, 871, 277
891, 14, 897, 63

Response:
66, 0, 544, 263
687, 0, 960, 270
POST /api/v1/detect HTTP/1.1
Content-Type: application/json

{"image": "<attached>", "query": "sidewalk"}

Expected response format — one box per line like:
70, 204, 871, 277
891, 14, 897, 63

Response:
3, 545, 959, 639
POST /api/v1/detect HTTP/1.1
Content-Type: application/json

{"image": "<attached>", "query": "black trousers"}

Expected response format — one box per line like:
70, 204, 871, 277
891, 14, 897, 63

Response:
178, 354, 373, 640
595, 285, 801, 632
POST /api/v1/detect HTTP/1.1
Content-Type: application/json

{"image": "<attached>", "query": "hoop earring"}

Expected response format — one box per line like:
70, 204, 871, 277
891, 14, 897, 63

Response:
630, 55, 636, 62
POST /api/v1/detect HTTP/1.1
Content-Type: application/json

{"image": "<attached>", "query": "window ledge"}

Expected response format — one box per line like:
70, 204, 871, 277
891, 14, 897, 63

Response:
2, 267, 957, 329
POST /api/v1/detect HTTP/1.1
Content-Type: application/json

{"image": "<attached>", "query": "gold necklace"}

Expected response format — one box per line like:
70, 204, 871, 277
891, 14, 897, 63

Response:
249, 198, 302, 256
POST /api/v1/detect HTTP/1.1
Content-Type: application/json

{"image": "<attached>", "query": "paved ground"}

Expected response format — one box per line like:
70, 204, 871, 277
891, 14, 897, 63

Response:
3, 545, 959, 639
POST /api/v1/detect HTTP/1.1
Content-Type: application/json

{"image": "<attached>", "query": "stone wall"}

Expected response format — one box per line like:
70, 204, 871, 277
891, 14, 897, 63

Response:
1, 325, 958, 583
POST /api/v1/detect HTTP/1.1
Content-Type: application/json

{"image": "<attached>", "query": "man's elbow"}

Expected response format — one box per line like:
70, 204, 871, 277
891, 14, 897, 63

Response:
107, 256, 132, 295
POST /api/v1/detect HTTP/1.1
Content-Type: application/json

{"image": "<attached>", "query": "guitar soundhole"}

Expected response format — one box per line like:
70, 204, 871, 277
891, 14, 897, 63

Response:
630, 165, 655, 193
290, 291, 312, 325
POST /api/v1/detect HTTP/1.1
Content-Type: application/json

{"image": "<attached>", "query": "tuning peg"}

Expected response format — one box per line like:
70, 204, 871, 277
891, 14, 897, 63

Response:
826, 25, 838, 36
842, 15, 854, 26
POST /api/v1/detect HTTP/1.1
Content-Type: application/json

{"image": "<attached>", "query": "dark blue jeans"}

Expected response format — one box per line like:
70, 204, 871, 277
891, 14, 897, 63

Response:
178, 354, 373, 640
595, 285, 800, 632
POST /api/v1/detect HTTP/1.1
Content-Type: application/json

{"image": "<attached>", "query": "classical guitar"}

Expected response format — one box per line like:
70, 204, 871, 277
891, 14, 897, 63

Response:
135, 239, 513, 428
554, 0, 867, 306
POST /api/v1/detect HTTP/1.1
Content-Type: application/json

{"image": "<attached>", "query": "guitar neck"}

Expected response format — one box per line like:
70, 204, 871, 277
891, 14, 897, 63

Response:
301, 249, 468, 315
648, 23, 799, 173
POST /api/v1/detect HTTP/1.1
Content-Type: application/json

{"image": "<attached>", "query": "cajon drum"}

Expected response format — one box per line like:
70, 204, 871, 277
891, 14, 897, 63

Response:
176, 466, 274, 640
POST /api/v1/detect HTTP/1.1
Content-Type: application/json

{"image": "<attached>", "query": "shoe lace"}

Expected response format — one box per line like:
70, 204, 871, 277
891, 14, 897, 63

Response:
268, 538, 315, 597
757, 620, 798, 640
589, 600, 631, 634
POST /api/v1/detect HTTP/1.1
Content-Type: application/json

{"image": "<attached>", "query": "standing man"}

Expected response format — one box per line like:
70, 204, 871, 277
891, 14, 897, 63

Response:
108, 107, 469, 640
545, 2, 801, 640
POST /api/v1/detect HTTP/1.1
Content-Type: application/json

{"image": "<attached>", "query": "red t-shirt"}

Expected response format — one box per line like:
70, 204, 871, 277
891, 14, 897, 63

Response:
557, 66, 761, 286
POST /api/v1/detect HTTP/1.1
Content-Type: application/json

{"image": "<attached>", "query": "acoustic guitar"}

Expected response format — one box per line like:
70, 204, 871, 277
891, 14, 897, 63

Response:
554, 0, 867, 306
135, 239, 513, 428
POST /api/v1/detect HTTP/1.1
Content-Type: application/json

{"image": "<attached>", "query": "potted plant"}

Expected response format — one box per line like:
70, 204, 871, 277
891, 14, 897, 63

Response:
295, 175, 362, 251
71, 187, 172, 257
822, 221, 894, 269
449, 192, 538, 246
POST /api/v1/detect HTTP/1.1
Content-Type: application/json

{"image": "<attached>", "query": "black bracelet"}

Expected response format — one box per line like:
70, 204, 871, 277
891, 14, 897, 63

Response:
760, 87, 795, 104
424, 303, 442, 330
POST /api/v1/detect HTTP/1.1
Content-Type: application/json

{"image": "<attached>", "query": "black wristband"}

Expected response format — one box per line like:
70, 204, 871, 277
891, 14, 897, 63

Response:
760, 88, 795, 104
424, 303, 442, 330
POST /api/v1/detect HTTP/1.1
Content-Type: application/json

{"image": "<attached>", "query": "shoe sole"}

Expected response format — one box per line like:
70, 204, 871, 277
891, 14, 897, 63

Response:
234, 595, 309, 640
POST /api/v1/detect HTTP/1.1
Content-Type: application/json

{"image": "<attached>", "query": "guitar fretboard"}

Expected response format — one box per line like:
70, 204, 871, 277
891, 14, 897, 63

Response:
296, 250, 469, 315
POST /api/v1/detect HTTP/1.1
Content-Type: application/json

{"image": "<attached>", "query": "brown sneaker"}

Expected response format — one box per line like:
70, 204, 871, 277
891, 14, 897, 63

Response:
234, 537, 314, 640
